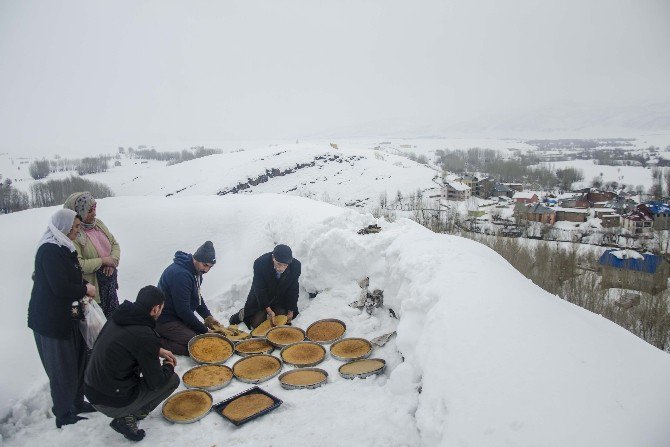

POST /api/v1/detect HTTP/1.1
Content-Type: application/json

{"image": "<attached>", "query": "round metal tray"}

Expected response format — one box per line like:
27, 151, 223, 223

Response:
265, 325, 306, 348
232, 354, 283, 384
305, 318, 347, 344
329, 337, 372, 362
279, 341, 327, 367
188, 333, 235, 365
338, 358, 386, 380
182, 364, 233, 391
234, 337, 275, 357
278, 367, 329, 390
161, 389, 213, 424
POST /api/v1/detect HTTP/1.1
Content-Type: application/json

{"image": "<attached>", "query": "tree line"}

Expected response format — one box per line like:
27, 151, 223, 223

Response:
0, 175, 113, 214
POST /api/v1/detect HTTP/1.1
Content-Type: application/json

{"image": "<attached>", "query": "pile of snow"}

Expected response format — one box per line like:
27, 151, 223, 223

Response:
1, 194, 670, 446
610, 249, 645, 260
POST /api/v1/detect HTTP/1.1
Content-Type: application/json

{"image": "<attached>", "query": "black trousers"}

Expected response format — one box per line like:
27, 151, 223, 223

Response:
33, 324, 87, 419
93, 373, 179, 419
155, 320, 197, 356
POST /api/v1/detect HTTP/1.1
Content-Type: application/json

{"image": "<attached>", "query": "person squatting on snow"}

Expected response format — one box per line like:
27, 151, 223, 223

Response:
229, 244, 301, 329
27, 209, 98, 428
84, 286, 179, 442
155, 241, 222, 355
64, 192, 121, 317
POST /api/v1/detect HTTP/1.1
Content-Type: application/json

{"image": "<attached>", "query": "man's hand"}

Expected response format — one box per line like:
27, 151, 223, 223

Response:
286, 310, 294, 325
101, 256, 118, 267
159, 348, 177, 367
204, 315, 220, 330
266, 308, 276, 326
85, 284, 96, 297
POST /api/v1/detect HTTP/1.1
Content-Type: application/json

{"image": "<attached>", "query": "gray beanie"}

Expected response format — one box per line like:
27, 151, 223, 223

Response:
193, 241, 216, 264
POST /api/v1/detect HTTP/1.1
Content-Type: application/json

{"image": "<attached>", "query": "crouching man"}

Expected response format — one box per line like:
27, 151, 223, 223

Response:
229, 244, 301, 329
84, 286, 179, 442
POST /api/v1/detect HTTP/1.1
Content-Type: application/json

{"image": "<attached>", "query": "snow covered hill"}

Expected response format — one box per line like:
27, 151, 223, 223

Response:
1, 194, 670, 446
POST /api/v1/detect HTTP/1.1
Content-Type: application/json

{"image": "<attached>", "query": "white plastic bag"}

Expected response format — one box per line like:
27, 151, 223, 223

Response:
79, 298, 107, 349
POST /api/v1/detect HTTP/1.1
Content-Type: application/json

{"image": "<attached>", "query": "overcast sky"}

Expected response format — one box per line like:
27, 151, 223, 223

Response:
1, 0, 669, 155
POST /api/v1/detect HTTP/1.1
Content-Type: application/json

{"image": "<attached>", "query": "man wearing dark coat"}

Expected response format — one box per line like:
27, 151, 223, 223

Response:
155, 241, 222, 355
84, 286, 179, 442
229, 244, 301, 329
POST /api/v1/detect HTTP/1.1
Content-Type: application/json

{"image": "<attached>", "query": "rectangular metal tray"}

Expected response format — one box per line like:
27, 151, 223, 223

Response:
212, 386, 283, 426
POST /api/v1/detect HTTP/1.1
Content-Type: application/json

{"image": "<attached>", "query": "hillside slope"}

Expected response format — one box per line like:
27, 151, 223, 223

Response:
1, 194, 669, 446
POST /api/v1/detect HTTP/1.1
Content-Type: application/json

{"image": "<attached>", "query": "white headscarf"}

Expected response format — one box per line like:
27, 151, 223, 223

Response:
37, 209, 78, 252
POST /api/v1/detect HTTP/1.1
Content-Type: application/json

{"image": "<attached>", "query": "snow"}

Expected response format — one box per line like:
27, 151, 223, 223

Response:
512, 191, 537, 200
535, 159, 657, 190
610, 249, 645, 260
446, 181, 470, 191
2, 194, 670, 446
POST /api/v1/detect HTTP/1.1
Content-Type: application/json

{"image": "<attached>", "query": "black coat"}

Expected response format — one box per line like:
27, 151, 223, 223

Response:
243, 252, 301, 325
28, 243, 88, 339
84, 301, 175, 407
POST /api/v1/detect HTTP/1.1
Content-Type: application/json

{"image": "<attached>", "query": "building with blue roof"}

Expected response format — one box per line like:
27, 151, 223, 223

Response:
599, 249, 668, 294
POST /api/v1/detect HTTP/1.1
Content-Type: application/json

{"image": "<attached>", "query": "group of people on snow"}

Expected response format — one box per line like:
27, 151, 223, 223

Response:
27, 193, 301, 441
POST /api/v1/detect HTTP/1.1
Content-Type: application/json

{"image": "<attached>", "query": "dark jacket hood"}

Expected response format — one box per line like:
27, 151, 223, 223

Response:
112, 300, 156, 328
173, 251, 196, 274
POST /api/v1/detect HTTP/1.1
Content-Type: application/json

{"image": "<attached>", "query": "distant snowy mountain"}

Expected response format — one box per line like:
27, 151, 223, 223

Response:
84, 143, 441, 210
1, 195, 669, 446
310, 102, 670, 139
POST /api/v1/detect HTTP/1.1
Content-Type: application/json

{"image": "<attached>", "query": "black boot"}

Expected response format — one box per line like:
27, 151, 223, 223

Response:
110, 415, 146, 442
229, 311, 241, 325
55, 413, 87, 428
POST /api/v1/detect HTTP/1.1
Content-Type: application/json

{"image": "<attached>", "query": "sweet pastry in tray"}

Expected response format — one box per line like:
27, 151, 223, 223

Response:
330, 338, 372, 360
162, 390, 212, 422
182, 365, 233, 389
279, 369, 327, 387
280, 342, 325, 367
306, 319, 346, 343
235, 338, 273, 356
222, 393, 275, 422
250, 315, 289, 337
190, 335, 233, 363
266, 326, 305, 347
339, 359, 385, 376
233, 355, 282, 382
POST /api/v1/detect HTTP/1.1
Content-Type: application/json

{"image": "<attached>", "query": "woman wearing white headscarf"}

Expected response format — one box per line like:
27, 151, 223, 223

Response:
28, 209, 97, 428
64, 192, 120, 317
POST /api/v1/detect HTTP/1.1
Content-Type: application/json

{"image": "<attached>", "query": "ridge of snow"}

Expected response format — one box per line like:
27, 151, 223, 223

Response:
1, 194, 669, 446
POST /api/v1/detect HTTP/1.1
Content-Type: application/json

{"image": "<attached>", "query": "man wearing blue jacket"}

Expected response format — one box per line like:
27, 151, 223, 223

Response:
155, 241, 221, 355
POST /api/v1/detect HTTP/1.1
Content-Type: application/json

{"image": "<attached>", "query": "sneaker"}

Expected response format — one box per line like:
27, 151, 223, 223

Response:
56, 413, 87, 428
75, 401, 98, 414
110, 415, 146, 442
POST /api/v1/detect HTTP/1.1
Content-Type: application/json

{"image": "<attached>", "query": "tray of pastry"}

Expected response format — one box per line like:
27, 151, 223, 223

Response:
212, 386, 283, 426
338, 358, 386, 379
182, 364, 233, 391
161, 389, 213, 424
234, 337, 274, 357
232, 354, 283, 384
329, 337, 372, 362
278, 368, 328, 390
265, 326, 306, 348
188, 333, 234, 364
305, 318, 346, 344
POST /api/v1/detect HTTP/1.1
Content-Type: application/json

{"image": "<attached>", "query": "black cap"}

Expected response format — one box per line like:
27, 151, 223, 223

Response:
135, 285, 165, 311
272, 244, 293, 264
194, 241, 216, 264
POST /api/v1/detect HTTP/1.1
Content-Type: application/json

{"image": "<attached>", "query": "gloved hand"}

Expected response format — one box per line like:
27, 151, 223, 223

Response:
204, 315, 221, 330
